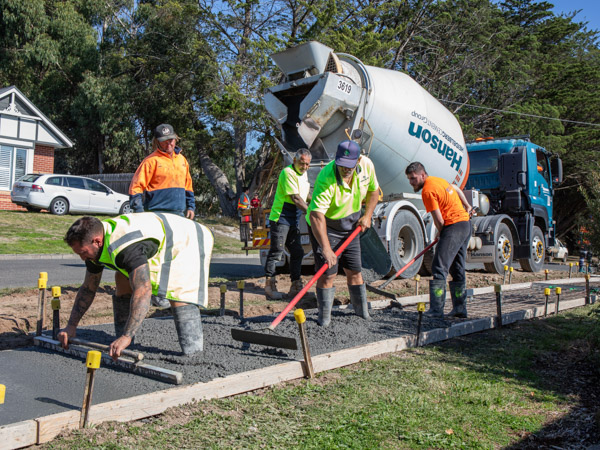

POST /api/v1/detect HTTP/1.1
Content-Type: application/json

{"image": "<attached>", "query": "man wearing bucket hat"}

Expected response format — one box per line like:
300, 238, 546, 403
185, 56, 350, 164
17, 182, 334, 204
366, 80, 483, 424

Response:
307, 140, 380, 326
129, 124, 196, 308
129, 124, 195, 219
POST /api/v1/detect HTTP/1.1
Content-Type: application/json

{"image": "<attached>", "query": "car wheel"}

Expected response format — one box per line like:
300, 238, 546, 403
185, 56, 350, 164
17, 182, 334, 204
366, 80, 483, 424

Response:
119, 201, 132, 215
50, 197, 69, 215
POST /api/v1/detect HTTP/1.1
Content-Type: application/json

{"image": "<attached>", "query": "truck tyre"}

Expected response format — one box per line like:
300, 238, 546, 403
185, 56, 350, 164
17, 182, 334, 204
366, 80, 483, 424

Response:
418, 247, 434, 276
50, 197, 69, 215
485, 222, 513, 274
520, 226, 545, 272
389, 210, 424, 279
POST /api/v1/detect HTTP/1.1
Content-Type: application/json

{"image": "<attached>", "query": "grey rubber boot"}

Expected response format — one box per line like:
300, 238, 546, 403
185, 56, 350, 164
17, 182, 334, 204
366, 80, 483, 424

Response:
316, 286, 335, 327
172, 304, 204, 355
265, 276, 284, 300
448, 281, 468, 318
112, 294, 131, 338
425, 280, 446, 318
349, 284, 370, 320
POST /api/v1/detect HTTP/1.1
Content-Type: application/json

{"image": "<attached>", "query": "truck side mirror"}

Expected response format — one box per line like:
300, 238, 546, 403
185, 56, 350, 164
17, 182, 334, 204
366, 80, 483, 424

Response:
551, 157, 563, 185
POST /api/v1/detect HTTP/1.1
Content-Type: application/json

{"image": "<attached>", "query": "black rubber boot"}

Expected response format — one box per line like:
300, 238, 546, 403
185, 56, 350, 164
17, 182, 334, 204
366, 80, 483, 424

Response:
112, 294, 131, 338
448, 281, 468, 318
425, 280, 446, 318
316, 286, 335, 327
172, 304, 203, 355
349, 284, 370, 320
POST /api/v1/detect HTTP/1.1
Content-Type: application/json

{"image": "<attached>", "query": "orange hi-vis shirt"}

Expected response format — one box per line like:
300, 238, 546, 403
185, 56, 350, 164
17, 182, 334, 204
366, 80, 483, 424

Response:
422, 176, 469, 226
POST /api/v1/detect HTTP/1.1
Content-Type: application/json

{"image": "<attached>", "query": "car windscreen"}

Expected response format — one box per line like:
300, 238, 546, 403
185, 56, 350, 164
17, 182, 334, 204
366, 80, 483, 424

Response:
468, 149, 499, 175
18, 174, 42, 183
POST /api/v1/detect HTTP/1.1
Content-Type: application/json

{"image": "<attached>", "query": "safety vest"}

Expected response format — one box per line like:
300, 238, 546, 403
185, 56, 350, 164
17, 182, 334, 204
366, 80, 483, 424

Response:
98, 213, 214, 307
238, 193, 250, 209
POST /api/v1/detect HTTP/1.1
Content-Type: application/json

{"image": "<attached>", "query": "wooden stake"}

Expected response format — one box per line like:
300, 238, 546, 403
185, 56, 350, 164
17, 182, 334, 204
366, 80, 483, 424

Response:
220, 284, 227, 316
544, 287, 551, 316
555, 287, 561, 314
508, 267, 513, 285
36, 277, 47, 336
237, 280, 245, 321
294, 309, 314, 379
416, 302, 425, 346
80, 351, 101, 428
494, 284, 503, 327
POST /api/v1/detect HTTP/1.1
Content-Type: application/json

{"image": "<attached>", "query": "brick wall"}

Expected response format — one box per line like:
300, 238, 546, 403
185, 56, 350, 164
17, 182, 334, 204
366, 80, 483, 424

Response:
0, 144, 55, 211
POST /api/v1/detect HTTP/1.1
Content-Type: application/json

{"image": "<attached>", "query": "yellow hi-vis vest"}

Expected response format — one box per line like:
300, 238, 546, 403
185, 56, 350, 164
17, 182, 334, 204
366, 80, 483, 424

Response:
98, 212, 214, 307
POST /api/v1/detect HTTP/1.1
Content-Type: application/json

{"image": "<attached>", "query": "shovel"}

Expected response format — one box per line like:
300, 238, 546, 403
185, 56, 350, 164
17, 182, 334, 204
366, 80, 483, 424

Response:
379, 238, 439, 289
360, 227, 392, 283
231, 226, 363, 350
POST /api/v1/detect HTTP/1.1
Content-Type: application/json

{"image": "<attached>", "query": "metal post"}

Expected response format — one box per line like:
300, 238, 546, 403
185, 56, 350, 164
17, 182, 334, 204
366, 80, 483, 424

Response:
545, 269, 549, 281
495, 284, 503, 327
237, 280, 245, 321
503, 265, 508, 285
568, 263, 573, 279
544, 287, 550, 317
36, 274, 47, 336
51, 286, 61, 340
508, 267, 513, 285
555, 287, 561, 315
220, 284, 227, 316
294, 309, 314, 379
416, 302, 425, 346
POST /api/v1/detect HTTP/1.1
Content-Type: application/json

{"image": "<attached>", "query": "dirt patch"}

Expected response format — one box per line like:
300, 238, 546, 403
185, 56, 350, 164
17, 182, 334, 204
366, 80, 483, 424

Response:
0, 268, 571, 350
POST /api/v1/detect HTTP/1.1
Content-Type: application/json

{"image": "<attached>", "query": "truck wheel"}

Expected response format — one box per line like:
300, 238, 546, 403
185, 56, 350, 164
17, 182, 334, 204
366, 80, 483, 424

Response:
520, 226, 545, 272
418, 247, 434, 276
486, 222, 513, 274
389, 210, 424, 279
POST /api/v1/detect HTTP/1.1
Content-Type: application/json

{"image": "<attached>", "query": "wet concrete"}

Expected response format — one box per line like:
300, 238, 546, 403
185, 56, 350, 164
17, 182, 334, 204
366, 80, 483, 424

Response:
0, 307, 443, 425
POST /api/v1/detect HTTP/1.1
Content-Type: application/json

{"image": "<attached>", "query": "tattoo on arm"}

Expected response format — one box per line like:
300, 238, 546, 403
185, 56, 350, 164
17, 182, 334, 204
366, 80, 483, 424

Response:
123, 264, 152, 338
67, 270, 102, 327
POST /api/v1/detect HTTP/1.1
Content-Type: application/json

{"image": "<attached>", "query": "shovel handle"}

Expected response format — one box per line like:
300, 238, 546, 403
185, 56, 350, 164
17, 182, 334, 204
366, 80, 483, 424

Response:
269, 226, 363, 330
379, 238, 439, 289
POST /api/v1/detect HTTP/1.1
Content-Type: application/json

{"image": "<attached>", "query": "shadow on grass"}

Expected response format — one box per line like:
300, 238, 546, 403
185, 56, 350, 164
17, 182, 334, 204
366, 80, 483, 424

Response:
431, 306, 600, 448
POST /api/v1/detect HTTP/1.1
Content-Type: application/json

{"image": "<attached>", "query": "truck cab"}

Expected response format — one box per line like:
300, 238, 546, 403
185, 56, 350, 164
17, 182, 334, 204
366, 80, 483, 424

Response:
465, 137, 562, 273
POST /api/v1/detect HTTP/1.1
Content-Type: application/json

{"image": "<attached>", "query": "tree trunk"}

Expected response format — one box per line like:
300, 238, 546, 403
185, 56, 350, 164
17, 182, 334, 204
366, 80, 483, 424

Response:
197, 146, 237, 217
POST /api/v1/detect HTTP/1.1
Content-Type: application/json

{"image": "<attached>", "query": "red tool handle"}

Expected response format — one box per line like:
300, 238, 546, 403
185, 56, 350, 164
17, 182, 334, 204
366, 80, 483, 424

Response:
268, 225, 363, 330
379, 238, 439, 289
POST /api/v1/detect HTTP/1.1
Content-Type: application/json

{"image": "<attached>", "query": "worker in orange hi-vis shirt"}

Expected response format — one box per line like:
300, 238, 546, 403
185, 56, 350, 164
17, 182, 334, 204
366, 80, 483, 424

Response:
406, 161, 472, 319
129, 124, 195, 220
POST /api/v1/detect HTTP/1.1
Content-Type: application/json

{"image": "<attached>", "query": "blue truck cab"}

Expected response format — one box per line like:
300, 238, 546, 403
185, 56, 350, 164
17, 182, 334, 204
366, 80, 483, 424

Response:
465, 137, 563, 273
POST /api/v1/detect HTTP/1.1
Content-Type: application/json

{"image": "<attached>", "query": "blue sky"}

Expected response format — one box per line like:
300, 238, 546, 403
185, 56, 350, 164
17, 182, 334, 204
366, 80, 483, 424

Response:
550, 0, 600, 31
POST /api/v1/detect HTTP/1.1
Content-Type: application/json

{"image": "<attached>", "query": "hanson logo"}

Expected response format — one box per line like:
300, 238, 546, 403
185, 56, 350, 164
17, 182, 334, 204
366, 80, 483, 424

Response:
408, 122, 463, 171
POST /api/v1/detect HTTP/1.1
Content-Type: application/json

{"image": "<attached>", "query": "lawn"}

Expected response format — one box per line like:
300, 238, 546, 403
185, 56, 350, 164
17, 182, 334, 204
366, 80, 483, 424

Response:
46, 304, 600, 448
0, 211, 246, 255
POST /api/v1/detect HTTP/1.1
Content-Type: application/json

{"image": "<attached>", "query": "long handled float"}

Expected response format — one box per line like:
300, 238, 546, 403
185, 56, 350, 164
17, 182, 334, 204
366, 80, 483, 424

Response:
231, 226, 363, 350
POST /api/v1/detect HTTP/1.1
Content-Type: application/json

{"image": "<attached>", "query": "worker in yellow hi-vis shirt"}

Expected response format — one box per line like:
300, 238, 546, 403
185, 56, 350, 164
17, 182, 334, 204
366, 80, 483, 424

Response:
307, 140, 380, 327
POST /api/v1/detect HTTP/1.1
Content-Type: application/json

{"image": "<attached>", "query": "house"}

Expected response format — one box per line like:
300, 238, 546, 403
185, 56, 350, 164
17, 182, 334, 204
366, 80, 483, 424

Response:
0, 86, 73, 210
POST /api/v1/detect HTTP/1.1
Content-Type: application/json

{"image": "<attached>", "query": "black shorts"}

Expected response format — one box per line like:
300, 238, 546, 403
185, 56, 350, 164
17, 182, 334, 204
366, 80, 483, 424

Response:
309, 225, 362, 275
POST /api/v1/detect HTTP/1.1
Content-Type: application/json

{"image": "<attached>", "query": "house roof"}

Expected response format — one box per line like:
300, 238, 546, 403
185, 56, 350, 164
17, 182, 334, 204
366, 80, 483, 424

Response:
0, 86, 74, 149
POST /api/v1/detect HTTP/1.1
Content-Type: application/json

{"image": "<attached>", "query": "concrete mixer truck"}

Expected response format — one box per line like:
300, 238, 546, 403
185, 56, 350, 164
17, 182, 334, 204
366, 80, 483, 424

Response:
254, 41, 562, 276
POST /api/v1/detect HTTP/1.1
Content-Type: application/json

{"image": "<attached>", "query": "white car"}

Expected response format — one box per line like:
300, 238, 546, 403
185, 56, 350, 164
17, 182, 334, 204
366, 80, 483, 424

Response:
547, 238, 568, 263
11, 174, 131, 215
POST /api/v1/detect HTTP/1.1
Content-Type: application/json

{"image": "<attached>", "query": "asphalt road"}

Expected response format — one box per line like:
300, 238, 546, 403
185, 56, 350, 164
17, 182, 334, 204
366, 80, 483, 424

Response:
0, 255, 265, 289
0, 254, 574, 289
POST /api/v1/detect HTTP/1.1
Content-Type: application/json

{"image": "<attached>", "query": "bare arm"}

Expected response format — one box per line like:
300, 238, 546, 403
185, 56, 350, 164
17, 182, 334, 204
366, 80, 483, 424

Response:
310, 210, 337, 268
431, 209, 445, 235
290, 193, 309, 213
455, 187, 473, 215
357, 189, 380, 231
109, 264, 152, 360
57, 269, 103, 348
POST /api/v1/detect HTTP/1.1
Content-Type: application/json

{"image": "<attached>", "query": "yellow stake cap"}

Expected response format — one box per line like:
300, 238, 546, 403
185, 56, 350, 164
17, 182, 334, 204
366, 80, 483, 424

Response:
220, 284, 227, 294
569, 263, 573, 267
414, 274, 420, 282
39, 272, 48, 280
555, 287, 562, 294
0, 384, 5, 404
494, 284, 502, 293
509, 267, 514, 272
237, 280, 245, 290
86, 350, 101, 369
294, 309, 306, 324
504, 265, 508, 271
51, 298, 60, 310
417, 302, 426, 312
38, 278, 47, 289
576, 262, 579, 266
52, 286, 61, 298
544, 288, 551, 296
545, 269, 549, 274
585, 274, 591, 281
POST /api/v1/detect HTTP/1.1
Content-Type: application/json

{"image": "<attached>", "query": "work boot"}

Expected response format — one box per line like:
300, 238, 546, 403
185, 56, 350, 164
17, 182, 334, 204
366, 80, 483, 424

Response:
151, 295, 171, 309
425, 280, 446, 318
112, 294, 132, 338
349, 284, 370, 320
316, 286, 335, 327
172, 304, 203, 355
287, 279, 315, 300
448, 281, 468, 318
265, 276, 284, 300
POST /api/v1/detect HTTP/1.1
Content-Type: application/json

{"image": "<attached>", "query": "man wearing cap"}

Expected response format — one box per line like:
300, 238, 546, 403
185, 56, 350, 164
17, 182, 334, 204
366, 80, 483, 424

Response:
129, 124, 195, 219
405, 161, 472, 318
307, 140, 380, 326
264, 148, 312, 300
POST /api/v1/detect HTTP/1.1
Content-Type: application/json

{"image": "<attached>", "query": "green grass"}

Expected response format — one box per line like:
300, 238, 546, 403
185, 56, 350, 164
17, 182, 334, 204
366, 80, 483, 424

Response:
45, 304, 600, 448
0, 211, 248, 255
